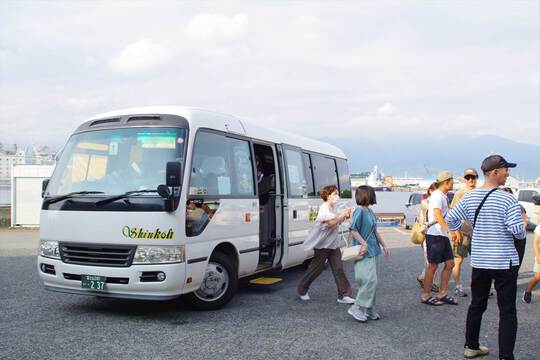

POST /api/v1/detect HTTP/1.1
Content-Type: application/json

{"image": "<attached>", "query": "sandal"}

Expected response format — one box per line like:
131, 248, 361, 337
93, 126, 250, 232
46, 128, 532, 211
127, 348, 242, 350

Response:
437, 295, 459, 305
421, 296, 444, 306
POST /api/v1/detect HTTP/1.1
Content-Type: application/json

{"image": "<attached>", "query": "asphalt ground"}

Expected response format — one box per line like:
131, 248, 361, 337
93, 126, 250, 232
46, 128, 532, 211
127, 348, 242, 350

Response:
0, 228, 538, 360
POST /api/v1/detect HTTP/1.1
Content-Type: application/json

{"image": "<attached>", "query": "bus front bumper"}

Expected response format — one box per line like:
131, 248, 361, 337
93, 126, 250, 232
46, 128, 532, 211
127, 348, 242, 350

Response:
37, 256, 186, 300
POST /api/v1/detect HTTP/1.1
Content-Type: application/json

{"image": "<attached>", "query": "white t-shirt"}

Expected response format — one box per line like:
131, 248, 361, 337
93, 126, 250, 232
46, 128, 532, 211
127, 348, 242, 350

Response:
427, 189, 449, 237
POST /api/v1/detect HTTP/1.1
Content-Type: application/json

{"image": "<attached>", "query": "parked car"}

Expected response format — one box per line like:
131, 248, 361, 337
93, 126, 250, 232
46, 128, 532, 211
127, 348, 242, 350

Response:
516, 188, 540, 230
404, 192, 423, 229
404, 191, 455, 229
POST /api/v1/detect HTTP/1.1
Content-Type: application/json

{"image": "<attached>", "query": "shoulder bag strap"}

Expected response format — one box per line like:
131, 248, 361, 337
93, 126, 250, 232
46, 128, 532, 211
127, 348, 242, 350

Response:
353, 209, 376, 246
473, 188, 498, 228
366, 209, 377, 243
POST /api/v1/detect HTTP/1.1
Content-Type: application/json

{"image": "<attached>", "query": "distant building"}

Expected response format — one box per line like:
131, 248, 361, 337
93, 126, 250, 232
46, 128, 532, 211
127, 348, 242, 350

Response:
32, 146, 55, 165
367, 164, 384, 187
0, 143, 56, 180
0, 144, 26, 180
351, 173, 369, 188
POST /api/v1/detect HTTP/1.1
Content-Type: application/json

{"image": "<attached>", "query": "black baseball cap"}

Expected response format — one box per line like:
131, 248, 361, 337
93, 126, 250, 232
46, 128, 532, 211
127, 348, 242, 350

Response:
481, 155, 517, 172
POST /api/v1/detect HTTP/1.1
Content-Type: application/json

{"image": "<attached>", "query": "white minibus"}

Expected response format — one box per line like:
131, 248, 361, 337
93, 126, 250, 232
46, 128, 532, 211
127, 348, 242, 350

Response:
38, 106, 353, 309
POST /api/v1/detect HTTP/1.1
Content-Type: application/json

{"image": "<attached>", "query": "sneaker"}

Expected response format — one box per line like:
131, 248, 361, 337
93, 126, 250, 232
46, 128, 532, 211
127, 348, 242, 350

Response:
298, 292, 310, 301
431, 283, 440, 293
366, 307, 380, 320
337, 296, 355, 304
454, 287, 468, 297
348, 305, 367, 322
522, 291, 532, 304
464, 345, 489, 358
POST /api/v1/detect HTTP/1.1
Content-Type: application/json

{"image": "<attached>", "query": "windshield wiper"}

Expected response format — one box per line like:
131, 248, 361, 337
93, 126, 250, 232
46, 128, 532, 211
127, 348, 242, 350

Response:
95, 189, 159, 206
44, 191, 105, 205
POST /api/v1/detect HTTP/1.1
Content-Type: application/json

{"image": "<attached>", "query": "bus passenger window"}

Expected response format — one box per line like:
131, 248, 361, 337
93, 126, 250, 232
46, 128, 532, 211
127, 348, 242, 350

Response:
189, 132, 229, 196
302, 153, 316, 197
336, 158, 352, 198
312, 154, 338, 195
189, 131, 255, 197
229, 138, 254, 195
284, 149, 308, 197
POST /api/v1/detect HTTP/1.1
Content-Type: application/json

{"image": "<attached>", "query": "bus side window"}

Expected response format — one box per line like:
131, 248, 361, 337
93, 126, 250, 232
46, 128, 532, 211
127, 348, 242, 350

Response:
336, 158, 352, 198
302, 153, 316, 197
311, 154, 338, 195
228, 137, 255, 196
284, 149, 308, 197
189, 131, 230, 196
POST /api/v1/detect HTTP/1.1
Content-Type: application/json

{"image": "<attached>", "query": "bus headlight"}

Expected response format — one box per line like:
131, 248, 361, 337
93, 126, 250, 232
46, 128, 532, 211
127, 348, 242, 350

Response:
133, 245, 185, 264
40, 240, 60, 259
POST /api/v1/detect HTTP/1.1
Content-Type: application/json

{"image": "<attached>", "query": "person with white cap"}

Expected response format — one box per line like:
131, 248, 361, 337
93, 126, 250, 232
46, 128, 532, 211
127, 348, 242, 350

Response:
447, 154, 525, 360
449, 167, 479, 297
420, 170, 457, 306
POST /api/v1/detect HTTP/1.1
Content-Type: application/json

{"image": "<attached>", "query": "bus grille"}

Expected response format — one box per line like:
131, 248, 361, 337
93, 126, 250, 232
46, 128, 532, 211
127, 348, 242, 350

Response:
59, 243, 136, 267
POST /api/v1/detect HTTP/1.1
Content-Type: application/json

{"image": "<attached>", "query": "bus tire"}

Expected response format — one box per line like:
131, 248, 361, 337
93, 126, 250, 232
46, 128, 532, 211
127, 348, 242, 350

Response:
184, 252, 238, 310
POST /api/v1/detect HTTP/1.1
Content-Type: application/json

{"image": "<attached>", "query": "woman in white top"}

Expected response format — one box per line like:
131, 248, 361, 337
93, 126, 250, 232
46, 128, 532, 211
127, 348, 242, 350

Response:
297, 185, 354, 304
417, 183, 441, 292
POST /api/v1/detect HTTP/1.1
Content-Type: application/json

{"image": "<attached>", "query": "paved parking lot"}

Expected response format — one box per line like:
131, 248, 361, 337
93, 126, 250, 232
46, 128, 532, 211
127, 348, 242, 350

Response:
0, 228, 538, 360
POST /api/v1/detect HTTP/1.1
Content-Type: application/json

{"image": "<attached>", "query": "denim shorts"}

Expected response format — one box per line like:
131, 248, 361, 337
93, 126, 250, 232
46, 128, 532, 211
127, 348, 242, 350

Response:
425, 234, 454, 264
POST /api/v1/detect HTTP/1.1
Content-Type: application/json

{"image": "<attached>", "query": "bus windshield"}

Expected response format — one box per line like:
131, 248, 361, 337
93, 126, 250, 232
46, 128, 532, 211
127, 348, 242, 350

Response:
46, 128, 186, 196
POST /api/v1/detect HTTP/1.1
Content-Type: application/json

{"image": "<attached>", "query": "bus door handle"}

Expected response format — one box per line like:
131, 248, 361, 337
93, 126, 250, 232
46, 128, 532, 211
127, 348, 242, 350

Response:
293, 210, 297, 219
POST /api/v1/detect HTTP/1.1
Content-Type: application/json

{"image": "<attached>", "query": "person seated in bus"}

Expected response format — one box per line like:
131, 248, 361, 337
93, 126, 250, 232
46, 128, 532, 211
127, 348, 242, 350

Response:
256, 155, 264, 184
186, 200, 210, 236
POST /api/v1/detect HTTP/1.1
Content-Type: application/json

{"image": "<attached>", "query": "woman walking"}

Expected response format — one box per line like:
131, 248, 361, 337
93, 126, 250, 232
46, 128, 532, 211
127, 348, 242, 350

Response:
297, 185, 355, 304
348, 186, 389, 322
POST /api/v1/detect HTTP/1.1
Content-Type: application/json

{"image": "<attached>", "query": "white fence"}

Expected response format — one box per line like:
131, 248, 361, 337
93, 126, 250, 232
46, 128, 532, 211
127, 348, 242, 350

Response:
11, 165, 54, 227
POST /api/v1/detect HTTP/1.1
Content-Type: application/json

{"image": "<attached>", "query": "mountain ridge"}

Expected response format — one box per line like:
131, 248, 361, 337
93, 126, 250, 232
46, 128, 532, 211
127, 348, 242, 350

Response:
321, 135, 539, 180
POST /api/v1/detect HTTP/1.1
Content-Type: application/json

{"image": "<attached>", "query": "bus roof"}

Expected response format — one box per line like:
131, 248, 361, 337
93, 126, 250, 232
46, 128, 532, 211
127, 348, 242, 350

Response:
85, 106, 347, 159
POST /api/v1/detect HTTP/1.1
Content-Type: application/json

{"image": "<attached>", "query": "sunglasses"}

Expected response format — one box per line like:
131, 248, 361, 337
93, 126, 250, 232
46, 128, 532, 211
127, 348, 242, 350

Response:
464, 175, 478, 180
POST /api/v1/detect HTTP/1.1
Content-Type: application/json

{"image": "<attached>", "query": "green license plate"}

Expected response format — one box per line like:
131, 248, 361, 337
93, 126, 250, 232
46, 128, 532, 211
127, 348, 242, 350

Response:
81, 275, 106, 291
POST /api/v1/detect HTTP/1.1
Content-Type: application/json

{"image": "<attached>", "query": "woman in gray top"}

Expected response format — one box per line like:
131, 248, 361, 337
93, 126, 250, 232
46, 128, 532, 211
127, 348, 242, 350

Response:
297, 184, 354, 304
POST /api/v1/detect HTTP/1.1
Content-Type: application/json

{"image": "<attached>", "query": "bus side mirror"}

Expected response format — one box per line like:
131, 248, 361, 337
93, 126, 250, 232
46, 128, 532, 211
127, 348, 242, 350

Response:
157, 184, 171, 199
42, 178, 50, 198
166, 161, 183, 187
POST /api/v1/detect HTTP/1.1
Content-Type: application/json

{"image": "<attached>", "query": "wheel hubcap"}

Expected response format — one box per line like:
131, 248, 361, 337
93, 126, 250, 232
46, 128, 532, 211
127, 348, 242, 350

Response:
194, 261, 229, 302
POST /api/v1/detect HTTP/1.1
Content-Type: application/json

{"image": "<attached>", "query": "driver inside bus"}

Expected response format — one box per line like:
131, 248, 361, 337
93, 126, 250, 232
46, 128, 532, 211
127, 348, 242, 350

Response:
186, 199, 210, 236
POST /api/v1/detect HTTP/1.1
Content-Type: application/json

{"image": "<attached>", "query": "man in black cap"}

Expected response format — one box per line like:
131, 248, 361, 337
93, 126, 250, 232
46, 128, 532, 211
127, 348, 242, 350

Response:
447, 154, 525, 360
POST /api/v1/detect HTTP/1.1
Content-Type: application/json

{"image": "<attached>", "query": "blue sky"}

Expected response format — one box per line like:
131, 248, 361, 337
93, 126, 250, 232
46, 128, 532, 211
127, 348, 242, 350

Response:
1, 1, 539, 149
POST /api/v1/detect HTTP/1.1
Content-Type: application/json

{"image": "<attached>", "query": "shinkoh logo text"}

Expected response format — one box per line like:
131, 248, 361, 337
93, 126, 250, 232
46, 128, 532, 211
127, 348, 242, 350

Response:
122, 226, 174, 240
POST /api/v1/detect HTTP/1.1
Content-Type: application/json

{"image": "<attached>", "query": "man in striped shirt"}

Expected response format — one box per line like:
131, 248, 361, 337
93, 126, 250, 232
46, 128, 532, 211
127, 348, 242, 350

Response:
447, 155, 525, 360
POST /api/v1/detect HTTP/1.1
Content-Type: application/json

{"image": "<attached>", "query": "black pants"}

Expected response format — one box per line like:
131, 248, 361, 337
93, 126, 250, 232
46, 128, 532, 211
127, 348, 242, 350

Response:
297, 248, 352, 298
465, 266, 519, 360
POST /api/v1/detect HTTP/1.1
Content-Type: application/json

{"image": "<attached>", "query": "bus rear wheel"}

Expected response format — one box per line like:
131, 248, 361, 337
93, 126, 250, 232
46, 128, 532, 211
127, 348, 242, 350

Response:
184, 252, 238, 310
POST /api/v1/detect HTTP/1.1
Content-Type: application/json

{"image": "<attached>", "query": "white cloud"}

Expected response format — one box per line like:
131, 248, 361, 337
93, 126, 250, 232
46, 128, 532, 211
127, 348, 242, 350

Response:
108, 39, 172, 76
376, 103, 396, 116
1, 2, 539, 147
66, 96, 104, 111
186, 13, 248, 41
295, 15, 319, 28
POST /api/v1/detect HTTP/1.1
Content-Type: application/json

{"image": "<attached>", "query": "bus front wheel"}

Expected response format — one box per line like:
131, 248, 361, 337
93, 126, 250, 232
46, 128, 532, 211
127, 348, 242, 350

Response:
184, 252, 238, 310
